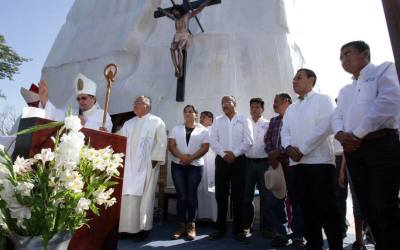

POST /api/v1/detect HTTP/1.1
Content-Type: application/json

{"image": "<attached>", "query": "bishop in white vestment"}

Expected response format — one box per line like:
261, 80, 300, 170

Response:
118, 96, 167, 237
38, 73, 112, 131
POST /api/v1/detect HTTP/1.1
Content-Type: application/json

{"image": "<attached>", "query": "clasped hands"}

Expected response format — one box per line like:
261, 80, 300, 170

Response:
179, 154, 194, 166
335, 131, 361, 153
286, 145, 303, 162
223, 151, 236, 164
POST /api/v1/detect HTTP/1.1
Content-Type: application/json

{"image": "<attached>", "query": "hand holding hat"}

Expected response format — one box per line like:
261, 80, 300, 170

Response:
38, 79, 49, 107
264, 163, 287, 199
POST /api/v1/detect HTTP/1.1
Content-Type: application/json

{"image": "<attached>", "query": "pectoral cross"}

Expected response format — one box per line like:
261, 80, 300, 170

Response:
154, 0, 221, 102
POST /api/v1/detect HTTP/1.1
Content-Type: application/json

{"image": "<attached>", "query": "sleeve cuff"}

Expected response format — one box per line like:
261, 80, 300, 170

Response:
233, 150, 241, 157
353, 127, 368, 139
299, 144, 309, 156
218, 152, 226, 158
151, 155, 165, 163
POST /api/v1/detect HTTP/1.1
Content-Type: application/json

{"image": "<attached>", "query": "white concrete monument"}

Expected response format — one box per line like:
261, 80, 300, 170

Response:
41, 0, 304, 221
42, 0, 303, 128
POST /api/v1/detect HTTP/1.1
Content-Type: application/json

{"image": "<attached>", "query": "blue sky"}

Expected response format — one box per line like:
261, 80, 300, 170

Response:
0, 1, 73, 112
0, 0, 395, 116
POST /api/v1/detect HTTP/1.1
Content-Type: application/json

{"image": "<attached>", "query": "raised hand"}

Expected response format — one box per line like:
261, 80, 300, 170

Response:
38, 79, 49, 107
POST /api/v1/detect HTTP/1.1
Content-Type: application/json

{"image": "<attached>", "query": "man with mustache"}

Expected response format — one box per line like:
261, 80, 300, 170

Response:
208, 95, 253, 241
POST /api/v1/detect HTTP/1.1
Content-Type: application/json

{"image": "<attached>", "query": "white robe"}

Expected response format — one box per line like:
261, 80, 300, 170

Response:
118, 113, 167, 233
44, 100, 112, 131
197, 127, 218, 221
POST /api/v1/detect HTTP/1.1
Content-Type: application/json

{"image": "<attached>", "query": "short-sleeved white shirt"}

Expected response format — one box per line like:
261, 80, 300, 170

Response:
169, 123, 210, 166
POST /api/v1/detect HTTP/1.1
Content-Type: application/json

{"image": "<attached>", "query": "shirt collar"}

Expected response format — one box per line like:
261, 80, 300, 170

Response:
223, 112, 238, 121
137, 113, 151, 119
298, 90, 316, 101
352, 63, 375, 81
251, 116, 264, 124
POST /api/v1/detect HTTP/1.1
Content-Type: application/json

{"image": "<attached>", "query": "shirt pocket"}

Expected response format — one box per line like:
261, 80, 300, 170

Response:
357, 81, 377, 104
233, 121, 244, 136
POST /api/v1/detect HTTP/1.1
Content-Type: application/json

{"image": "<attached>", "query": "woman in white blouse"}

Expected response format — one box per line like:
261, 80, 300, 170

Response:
168, 105, 210, 240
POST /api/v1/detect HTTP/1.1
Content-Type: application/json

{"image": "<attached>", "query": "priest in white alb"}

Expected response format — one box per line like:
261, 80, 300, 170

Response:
117, 95, 167, 241
38, 73, 113, 131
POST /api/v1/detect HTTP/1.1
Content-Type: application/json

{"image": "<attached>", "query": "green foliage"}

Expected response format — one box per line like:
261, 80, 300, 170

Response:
0, 35, 31, 81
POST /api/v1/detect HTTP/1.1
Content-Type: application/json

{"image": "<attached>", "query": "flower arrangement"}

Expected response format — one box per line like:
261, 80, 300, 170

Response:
0, 115, 124, 249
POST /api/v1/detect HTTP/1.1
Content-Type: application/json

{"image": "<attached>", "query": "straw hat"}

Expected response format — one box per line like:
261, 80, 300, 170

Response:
264, 163, 287, 199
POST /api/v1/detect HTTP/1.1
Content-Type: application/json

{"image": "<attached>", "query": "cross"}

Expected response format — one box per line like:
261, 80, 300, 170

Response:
154, 0, 221, 102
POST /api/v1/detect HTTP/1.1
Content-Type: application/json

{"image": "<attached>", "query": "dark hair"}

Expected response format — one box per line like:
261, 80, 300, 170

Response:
184, 104, 198, 114
200, 111, 214, 121
171, 5, 186, 15
341, 40, 371, 61
297, 68, 317, 86
249, 97, 264, 109
276, 93, 292, 104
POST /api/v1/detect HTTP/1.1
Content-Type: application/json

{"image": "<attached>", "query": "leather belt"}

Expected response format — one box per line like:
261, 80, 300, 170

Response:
362, 128, 398, 141
247, 157, 268, 162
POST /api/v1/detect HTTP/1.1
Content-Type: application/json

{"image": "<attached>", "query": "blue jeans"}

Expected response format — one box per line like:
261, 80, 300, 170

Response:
171, 161, 203, 223
265, 189, 287, 236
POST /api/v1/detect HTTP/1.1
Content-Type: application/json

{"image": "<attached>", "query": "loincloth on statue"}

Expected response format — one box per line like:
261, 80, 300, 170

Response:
173, 32, 192, 48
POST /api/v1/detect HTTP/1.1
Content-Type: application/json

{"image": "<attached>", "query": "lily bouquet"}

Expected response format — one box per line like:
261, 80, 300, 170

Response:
0, 115, 123, 249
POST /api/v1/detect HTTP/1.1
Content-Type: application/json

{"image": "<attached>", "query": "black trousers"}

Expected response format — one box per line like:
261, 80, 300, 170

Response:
345, 134, 400, 250
334, 155, 348, 237
215, 155, 246, 234
293, 164, 343, 250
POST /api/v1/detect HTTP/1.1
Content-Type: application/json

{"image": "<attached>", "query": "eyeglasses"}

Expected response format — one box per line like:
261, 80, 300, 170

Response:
76, 96, 89, 102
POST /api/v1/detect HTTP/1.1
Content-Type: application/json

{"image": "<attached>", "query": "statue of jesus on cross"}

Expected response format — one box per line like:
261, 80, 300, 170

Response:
158, 0, 212, 78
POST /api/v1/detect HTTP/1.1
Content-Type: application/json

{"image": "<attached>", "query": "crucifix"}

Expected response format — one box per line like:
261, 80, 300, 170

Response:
154, 0, 221, 102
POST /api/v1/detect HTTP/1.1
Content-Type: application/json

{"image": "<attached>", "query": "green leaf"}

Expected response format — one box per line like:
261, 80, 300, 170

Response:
16, 121, 64, 135
0, 35, 31, 81
89, 203, 99, 216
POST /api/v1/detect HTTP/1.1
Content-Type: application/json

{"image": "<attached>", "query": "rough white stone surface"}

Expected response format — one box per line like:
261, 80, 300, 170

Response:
42, 0, 303, 129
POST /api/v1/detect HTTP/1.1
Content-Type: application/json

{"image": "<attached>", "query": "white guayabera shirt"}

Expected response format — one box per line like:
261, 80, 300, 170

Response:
245, 117, 269, 159
332, 62, 400, 138
281, 91, 335, 166
210, 113, 253, 158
